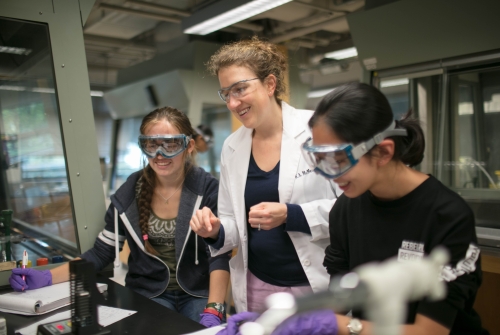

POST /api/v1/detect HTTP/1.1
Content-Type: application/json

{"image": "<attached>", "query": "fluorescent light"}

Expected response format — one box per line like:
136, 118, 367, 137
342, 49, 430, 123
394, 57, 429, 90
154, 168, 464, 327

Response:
380, 78, 409, 88
32, 87, 55, 94
0, 46, 32, 55
308, 88, 336, 99
0, 85, 26, 91
183, 0, 293, 35
458, 102, 473, 115
0, 85, 103, 97
324, 47, 357, 60
484, 93, 500, 113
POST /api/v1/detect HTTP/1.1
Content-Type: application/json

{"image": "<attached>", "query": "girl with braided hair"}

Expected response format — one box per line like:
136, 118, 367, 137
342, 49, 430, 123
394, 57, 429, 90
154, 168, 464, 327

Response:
9, 107, 230, 327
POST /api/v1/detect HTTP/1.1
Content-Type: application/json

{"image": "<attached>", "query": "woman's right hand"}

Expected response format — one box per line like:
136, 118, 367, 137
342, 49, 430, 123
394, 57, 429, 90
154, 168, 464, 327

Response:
190, 206, 221, 239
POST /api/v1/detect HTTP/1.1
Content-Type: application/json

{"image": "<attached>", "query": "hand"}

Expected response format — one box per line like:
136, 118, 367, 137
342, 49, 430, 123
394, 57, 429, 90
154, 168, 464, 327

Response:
190, 206, 221, 239
271, 310, 338, 335
216, 312, 260, 335
248, 202, 287, 230
199, 313, 222, 327
9, 268, 52, 292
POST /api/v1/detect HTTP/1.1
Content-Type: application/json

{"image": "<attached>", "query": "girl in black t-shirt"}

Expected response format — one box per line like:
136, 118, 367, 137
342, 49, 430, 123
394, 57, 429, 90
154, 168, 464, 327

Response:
217, 82, 489, 335
297, 82, 487, 335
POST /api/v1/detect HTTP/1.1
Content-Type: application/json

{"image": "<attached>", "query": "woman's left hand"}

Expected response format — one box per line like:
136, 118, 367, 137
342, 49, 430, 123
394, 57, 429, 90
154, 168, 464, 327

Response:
248, 202, 287, 230
200, 313, 222, 327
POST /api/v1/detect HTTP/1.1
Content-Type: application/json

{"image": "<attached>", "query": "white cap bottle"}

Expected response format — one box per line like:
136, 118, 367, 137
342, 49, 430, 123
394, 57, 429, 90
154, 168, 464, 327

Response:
0, 317, 6, 335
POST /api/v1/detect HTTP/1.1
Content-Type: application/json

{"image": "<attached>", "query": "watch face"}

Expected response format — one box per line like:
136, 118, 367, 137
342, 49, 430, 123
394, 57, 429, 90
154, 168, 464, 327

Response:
208, 302, 225, 313
348, 318, 363, 333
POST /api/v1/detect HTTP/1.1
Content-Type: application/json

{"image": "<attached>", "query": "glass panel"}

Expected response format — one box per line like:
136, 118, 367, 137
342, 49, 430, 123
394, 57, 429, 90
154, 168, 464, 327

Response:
379, 78, 410, 120
379, 75, 442, 174
414, 76, 441, 175
112, 117, 142, 192
0, 17, 78, 268
198, 105, 231, 179
448, 69, 500, 230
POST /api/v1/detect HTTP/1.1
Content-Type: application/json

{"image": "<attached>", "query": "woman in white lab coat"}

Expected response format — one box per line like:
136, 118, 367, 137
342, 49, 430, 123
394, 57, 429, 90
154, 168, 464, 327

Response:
190, 37, 339, 313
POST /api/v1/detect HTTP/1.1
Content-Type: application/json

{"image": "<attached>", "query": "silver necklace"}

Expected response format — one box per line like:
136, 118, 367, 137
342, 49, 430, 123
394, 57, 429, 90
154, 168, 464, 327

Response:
156, 180, 184, 204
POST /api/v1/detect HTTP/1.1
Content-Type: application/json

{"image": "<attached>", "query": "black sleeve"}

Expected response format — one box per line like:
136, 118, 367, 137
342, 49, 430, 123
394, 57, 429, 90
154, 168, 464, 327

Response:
80, 203, 120, 271
417, 198, 482, 329
323, 195, 350, 278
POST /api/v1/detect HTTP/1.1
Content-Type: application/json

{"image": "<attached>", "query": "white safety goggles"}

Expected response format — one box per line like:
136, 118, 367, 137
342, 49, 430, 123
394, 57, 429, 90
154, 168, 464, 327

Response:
301, 121, 407, 179
138, 134, 191, 159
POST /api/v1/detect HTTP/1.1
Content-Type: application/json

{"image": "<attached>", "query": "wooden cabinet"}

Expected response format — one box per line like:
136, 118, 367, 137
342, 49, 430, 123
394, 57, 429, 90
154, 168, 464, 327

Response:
474, 251, 500, 334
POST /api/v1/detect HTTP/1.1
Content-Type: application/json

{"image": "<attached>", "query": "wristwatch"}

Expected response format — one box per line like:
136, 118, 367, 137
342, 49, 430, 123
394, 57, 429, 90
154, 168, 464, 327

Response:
205, 302, 225, 316
347, 318, 363, 335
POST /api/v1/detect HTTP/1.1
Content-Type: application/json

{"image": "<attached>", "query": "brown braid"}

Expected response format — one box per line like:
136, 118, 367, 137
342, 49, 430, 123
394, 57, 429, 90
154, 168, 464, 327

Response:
137, 107, 197, 253
138, 165, 159, 255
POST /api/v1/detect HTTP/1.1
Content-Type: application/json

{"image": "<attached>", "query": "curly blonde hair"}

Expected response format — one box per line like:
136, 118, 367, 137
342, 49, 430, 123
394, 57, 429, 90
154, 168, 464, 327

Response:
206, 36, 288, 104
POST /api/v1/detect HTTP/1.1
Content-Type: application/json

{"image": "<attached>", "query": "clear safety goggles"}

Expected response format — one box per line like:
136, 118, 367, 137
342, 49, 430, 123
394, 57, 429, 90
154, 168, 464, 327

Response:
138, 134, 192, 159
301, 121, 407, 179
217, 78, 259, 103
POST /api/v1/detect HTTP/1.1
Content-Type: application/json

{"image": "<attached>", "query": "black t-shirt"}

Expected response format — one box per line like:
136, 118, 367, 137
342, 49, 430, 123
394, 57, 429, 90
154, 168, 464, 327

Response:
324, 175, 488, 334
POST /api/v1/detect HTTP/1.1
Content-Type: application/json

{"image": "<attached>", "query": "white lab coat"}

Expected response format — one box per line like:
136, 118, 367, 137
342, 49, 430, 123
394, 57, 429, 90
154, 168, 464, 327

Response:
211, 102, 340, 312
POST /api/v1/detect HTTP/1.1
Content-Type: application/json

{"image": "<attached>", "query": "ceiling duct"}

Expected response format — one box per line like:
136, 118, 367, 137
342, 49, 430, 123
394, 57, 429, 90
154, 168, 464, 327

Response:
270, 15, 347, 44
103, 41, 222, 120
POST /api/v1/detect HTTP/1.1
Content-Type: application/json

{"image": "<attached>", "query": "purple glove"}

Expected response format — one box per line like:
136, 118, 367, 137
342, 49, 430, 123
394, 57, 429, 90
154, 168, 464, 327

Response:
216, 312, 260, 335
271, 310, 338, 335
9, 268, 52, 292
200, 313, 222, 327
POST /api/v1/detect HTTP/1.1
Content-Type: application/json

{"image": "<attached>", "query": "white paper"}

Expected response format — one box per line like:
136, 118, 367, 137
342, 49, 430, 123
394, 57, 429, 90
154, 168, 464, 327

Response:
15, 305, 137, 335
182, 325, 226, 335
97, 305, 137, 327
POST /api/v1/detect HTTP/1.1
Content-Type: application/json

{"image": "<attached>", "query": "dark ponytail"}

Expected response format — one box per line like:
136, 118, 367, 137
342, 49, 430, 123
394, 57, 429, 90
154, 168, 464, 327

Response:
392, 110, 425, 167
309, 82, 425, 167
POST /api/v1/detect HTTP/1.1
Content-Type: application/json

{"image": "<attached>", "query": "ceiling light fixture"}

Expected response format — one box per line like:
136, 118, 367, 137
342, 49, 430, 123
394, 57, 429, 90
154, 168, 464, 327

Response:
324, 47, 358, 60
0, 85, 104, 97
182, 0, 293, 35
0, 85, 26, 91
91, 90, 104, 97
307, 87, 336, 99
380, 78, 409, 88
0, 46, 32, 55
32, 87, 55, 94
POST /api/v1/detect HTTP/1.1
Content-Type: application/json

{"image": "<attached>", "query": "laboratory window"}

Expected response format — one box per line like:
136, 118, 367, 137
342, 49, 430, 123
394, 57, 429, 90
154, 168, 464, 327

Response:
0, 17, 78, 265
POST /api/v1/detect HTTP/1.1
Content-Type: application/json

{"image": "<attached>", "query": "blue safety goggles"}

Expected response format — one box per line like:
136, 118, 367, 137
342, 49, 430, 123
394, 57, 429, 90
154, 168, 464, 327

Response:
138, 134, 192, 159
301, 121, 407, 179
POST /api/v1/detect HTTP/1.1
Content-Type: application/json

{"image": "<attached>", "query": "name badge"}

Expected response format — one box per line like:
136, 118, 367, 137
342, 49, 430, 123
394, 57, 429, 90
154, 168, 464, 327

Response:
398, 240, 425, 262
398, 248, 424, 262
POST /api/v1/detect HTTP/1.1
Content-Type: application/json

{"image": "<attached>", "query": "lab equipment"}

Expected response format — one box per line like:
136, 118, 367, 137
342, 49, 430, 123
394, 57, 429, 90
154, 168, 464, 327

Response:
240, 247, 449, 335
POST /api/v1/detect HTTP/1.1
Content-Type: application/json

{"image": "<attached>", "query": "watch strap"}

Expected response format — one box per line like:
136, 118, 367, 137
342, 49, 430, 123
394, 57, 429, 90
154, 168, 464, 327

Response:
205, 302, 225, 313
203, 308, 223, 320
